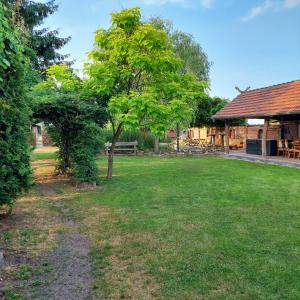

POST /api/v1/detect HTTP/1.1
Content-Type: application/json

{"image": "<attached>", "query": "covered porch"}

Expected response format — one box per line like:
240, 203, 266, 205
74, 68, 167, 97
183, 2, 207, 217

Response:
212, 80, 300, 163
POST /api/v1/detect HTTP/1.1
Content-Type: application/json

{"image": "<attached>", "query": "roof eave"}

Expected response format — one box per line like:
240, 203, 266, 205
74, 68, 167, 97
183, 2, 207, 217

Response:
212, 110, 300, 120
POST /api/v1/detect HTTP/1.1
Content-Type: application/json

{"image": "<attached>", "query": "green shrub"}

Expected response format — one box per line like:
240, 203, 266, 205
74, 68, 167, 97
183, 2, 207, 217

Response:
0, 2, 31, 210
31, 65, 107, 184
71, 123, 103, 184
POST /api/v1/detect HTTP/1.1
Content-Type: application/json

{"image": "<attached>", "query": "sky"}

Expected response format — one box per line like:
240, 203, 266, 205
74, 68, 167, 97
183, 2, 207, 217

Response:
42, 0, 300, 100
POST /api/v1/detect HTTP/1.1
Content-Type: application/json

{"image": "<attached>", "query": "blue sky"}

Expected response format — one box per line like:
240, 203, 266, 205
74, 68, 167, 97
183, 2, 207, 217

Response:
42, 0, 300, 99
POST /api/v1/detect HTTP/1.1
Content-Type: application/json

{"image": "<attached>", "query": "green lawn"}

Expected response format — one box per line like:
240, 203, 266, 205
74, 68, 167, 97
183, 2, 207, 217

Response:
65, 156, 300, 299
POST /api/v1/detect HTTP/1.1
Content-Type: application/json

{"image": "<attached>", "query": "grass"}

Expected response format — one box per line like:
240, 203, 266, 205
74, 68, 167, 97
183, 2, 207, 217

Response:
62, 156, 300, 299
3, 154, 300, 299
30, 151, 57, 161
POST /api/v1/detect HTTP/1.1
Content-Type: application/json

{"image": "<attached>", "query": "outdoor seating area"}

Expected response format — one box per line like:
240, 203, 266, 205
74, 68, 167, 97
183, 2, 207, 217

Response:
212, 80, 300, 163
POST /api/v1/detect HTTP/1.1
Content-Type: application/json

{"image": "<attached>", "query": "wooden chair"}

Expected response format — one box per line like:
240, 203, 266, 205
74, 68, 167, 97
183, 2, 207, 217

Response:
284, 139, 290, 157
277, 139, 285, 156
290, 141, 300, 159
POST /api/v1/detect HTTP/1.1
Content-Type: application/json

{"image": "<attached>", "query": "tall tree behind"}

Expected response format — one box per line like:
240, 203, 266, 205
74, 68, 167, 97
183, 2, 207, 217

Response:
150, 17, 211, 150
0, 0, 31, 213
150, 17, 211, 81
6, 0, 71, 74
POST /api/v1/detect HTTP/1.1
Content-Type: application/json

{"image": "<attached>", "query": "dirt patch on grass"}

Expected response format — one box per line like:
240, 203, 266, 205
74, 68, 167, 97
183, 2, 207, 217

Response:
76, 204, 160, 299
106, 254, 158, 300
0, 159, 96, 300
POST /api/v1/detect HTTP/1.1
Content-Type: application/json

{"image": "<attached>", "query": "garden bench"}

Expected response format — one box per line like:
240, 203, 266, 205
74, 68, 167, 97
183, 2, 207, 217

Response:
105, 141, 138, 155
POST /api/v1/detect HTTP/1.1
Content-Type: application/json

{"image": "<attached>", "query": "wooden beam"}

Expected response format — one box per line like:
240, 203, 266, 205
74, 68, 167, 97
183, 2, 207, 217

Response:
262, 118, 269, 159
245, 125, 248, 149
225, 121, 230, 154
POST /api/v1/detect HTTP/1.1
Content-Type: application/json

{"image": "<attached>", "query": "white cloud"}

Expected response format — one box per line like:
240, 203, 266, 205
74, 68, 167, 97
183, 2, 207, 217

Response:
242, 0, 275, 22
140, 0, 213, 8
200, 0, 213, 8
283, 0, 300, 8
242, 0, 300, 22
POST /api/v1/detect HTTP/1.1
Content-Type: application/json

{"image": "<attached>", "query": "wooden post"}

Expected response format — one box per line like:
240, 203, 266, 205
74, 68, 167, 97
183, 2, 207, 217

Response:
245, 125, 248, 149
225, 121, 230, 154
262, 118, 269, 159
221, 134, 225, 149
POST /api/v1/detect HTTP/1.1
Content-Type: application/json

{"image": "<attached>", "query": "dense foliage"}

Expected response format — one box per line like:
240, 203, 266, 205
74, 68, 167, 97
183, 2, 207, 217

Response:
86, 7, 207, 178
192, 95, 246, 127
5, 0, 70, 74
193, 96, 228, 127
0, 1, 31, 211
31, 65, 107, 184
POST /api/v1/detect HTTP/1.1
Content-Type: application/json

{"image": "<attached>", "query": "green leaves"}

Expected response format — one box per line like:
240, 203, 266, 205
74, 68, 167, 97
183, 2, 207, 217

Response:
111, 7, 141, 34
0, 1, 31, 208
86, 7, 207, 139
31, 63, 108, 183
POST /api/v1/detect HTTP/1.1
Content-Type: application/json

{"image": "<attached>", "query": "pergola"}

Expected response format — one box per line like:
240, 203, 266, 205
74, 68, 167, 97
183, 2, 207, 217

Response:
212, 80, 300, 158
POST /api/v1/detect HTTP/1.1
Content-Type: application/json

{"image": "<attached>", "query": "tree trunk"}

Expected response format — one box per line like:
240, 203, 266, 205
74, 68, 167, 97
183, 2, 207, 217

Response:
107, 151, 114, 180
107, 124, 123, 180
154, 136, 159, 154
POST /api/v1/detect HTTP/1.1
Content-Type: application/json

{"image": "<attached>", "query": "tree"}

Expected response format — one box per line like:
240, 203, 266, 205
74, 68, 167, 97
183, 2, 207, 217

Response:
193, 96, 228, 127
149, 16, 211, 81
85, 7, 207, 179
192, 95, 245, 128
6, 0, 71, 74
150, 17, 211, 151
31, 64, 107, 185
0, 0, 31, 212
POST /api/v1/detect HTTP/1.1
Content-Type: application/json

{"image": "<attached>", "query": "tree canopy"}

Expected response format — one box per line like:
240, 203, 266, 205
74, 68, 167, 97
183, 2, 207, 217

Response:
5, 0, 71, 74
85, 7, 207, 178
149, 16, 211, 81
192, 96, 228, 127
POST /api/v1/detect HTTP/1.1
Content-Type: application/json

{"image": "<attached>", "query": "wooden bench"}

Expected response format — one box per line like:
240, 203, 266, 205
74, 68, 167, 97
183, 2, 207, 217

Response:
105, 141, 138, 155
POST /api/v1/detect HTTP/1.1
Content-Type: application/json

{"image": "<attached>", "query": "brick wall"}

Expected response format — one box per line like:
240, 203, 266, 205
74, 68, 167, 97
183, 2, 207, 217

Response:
184, 121, 299, 148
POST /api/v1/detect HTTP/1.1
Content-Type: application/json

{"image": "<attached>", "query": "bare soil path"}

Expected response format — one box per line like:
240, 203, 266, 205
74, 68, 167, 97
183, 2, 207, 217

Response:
0, 159, 100, 300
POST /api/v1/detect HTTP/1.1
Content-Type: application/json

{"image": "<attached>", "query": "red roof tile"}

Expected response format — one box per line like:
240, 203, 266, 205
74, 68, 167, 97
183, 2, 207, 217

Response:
213, 80, 300, 119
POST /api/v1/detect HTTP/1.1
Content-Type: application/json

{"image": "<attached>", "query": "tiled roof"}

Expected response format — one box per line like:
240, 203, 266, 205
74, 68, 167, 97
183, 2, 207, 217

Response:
213, 80, 300, 119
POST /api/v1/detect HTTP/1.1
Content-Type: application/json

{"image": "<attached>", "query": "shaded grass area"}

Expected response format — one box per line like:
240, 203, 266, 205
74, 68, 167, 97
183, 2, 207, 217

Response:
30, 151, 57, 161
65, 156, 300, 299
